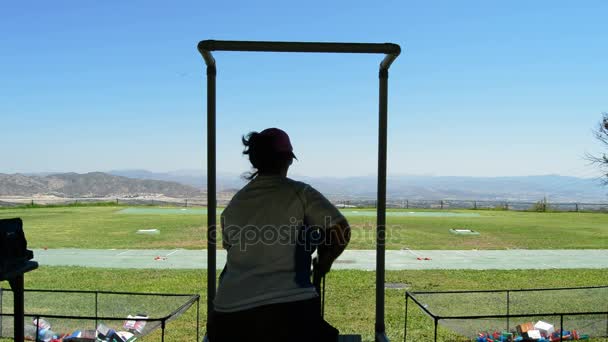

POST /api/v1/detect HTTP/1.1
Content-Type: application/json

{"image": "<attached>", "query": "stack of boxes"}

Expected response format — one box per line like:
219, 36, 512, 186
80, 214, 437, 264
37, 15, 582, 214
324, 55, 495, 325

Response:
516, 320, 556, 340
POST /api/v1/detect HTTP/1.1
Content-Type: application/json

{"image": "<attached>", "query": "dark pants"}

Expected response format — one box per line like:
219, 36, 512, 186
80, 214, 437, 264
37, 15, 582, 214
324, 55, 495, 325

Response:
207, 297, 339, 342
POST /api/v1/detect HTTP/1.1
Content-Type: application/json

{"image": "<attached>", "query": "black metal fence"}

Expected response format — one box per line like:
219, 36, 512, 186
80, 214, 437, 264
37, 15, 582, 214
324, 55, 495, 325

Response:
333, 198, 608, 212
0, 288, 200, 341
404, 286, 608, 342
1, 197, 608, 212
0, 197, 209, 208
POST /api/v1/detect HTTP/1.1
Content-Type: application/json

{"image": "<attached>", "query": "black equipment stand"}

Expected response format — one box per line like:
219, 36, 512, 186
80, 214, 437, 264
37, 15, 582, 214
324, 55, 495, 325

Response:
0, 261, 38, 342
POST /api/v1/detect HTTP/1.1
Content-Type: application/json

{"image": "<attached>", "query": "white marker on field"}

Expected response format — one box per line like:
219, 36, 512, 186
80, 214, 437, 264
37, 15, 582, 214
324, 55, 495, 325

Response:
166, 250, 180, 257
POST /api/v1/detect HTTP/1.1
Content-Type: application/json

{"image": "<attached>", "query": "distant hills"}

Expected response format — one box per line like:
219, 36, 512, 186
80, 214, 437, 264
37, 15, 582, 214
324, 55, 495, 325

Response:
112, 169, 607, 202
299, 174, 608, 202
0, 172, 202, 198
1, 170, 606, 202
109, 169, 208, 189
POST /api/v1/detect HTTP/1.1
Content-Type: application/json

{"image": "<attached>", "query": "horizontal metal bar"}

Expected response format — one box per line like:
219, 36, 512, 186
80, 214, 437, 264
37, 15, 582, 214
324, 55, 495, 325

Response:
0, 296, 199, 322
405, 292, 437, 318
408, 285, 608, 295
197, 40, 401, 70
437, 311, 608, 320
0, 287, 200, 298
198, 40, 400, 55
1, 313, 169, 321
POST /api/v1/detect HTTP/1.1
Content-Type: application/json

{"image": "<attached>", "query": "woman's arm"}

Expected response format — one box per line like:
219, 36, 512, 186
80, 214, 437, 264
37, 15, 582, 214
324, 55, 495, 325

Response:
315, 218, 351, 276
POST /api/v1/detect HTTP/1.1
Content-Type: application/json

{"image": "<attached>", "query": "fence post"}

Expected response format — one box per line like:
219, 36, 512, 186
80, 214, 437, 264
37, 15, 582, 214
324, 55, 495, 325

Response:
406, 199, 409, 209
196, 297, 200, 342
560, 314, 563, 342
506, 290, 510, 332
575, 203, 579, 212
95, 291, 99, 329
404, 293, 409, 342
473, 201, 477, 210
31, 199, 34, 206
440, 200, 444, 210
0, 288, 3, 335
185, 199, 188, 207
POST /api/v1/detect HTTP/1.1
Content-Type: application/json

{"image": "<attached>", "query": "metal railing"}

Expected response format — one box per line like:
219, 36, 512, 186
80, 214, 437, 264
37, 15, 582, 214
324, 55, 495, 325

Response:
332, 198, 608, 212
1, 197, 608, 212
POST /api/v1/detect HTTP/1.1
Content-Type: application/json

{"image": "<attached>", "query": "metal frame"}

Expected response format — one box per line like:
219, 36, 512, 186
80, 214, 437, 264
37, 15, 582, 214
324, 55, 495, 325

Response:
0, 288, 200, 342
404, 286, 608, 342
197, 39, 401, 341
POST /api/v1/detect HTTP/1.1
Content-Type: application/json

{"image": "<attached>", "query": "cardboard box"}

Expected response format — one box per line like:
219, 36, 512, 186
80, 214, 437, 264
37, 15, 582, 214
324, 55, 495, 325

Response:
525, 329, 542, 339
534, 320, 555, 335
516, 322, 535, 334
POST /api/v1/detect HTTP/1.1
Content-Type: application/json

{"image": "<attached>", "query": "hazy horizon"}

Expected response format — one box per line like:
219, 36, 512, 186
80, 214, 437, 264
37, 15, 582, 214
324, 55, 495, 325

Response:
3, 168, 604, 181
3, 168, 606, 202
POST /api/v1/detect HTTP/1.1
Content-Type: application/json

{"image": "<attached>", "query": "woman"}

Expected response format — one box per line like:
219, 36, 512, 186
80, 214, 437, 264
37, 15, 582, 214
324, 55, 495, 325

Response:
208, 128, 351, 341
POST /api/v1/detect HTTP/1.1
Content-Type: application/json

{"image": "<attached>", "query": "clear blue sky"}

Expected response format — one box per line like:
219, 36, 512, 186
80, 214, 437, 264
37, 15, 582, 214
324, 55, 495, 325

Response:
1, 0, 607, 178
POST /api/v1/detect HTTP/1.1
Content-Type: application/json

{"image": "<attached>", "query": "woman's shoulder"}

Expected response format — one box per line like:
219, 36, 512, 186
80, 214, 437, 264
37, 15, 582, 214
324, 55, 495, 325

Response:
283, 177, 312, 191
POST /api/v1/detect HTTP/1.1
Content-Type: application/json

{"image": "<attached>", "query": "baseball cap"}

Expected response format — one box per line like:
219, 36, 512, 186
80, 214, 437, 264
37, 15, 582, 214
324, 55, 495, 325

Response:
259, 128, 297, 160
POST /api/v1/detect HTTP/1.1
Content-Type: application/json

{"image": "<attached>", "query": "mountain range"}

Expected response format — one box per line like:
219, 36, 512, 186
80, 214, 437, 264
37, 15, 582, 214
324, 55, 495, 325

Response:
0, 170, 605, 202
0, 172, 202, 198
108, 169, 608, 202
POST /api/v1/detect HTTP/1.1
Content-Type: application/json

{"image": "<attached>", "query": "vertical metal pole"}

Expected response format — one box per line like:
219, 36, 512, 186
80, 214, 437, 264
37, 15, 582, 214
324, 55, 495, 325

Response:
605, 300, 608, 342
404, 294, 409, 342
196, 297, 200, 342
161, 321, 166, 342
506, 291, 510, 332
0, 288, 3, 337
375, 67, 389, 340
95, 292, 99, 330
321, 276, 326, 318
207, 65, 217, 317
35, 315, 40, 341
433, 318, 438, 342
9, 277, 24, 342
559, 315, 563, 342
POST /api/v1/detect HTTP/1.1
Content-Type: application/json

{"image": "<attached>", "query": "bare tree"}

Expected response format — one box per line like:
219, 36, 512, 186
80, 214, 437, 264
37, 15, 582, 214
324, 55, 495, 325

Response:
587, 112, 608, 184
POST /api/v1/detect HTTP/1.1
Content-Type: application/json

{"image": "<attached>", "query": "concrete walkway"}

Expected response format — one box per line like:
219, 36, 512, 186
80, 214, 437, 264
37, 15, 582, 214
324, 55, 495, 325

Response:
32, 249, 608, 270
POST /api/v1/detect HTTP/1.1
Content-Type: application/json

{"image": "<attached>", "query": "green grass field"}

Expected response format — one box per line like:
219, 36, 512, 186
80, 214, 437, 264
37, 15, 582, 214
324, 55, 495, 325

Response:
2, 267, 607, 341
0, 206, 607, 250
1, 205, 607, 341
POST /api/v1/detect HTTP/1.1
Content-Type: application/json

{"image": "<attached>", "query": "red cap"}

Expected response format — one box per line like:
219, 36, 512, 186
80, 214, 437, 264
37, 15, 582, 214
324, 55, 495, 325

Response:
259, 128, 297, 159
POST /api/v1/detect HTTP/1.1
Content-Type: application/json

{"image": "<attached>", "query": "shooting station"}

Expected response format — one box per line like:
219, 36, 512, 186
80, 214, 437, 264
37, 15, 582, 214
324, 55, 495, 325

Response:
197, 39, 401, 342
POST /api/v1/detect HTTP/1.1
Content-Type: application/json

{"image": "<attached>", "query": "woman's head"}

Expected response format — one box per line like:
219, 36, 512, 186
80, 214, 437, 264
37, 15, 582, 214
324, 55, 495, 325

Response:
242, 128, 296, 180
